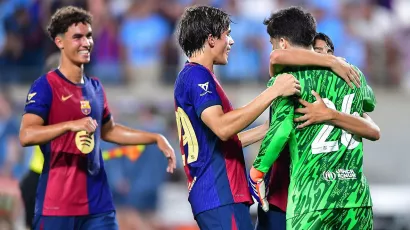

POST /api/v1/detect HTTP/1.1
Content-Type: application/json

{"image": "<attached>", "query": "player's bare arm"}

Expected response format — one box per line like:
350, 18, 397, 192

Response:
101, 117, 176, 173
201, 74, 300, 141
269, 49, 361, 88
295, 90, 380, 141
238, 121, 269, 147
20, 114, 97, 147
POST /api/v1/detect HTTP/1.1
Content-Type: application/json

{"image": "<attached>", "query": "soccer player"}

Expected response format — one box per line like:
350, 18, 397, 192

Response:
19, 6, 176, 230
174, 5, 301, 229
254, 31, 381, 230
313, 32, 335, 55
250, 7, 377, 229
254, 38, 380, 230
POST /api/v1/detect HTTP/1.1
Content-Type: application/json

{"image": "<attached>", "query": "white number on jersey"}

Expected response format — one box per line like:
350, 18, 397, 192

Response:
311, 94, 360, 154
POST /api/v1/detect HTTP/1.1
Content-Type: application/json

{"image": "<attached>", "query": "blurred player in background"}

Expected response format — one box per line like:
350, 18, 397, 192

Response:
19, 6, 176, 230
174, 5, 300, 230
250, 7, 379, 229
20, 52, 59, 230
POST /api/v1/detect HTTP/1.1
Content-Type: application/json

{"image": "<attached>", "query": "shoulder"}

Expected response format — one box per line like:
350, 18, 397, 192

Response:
87, 76, 106, 92
30, 73, 52, 92
177, 64, 214, 86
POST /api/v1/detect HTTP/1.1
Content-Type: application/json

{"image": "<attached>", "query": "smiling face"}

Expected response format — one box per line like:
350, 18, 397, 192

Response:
55, 22, 93, 65
212, 26, 234, 65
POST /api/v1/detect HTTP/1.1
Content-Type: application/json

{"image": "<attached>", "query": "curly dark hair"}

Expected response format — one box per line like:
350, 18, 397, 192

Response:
47, 6, 92, 40
263, 6, 316, 48
314, 32, 335, 53
176, 5, 231, 57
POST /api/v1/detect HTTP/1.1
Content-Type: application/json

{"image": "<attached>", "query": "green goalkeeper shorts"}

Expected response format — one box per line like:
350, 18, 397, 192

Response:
286, 207, 373, 230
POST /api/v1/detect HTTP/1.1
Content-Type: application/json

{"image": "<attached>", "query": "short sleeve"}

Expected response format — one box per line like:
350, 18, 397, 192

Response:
24, 76, 52, 122
187, 67, 222, 117
362, 84, 376, 113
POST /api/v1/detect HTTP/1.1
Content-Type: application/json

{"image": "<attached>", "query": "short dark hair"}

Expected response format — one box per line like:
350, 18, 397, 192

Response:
314, 32, 334, 53
47, 6, 92, 40
263, 6, 316, 48
176, 5, 231, 57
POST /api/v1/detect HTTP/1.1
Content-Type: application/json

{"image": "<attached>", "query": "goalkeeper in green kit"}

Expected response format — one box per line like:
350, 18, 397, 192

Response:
249, 7, 379, 230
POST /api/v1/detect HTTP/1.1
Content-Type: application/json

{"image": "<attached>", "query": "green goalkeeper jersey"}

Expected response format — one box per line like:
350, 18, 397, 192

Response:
253, 66, 373, 219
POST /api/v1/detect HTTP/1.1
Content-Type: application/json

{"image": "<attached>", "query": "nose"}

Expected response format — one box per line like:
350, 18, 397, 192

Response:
229, 37, 234, 46
82, 37, 91, 48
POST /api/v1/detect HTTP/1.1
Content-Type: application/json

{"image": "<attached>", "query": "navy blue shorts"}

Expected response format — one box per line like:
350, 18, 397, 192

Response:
33, 211, 118, 230
254, 205, 286, 230
195, 203, 253, 230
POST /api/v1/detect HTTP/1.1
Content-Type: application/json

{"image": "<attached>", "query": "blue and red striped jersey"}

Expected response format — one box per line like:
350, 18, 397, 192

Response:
174, 63, 253, 216
24, 69, 114, 216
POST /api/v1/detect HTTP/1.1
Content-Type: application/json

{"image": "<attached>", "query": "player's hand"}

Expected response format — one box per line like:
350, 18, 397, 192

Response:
331, 57, 361, 89
68, 117, 98, 133
271, 73, 301, 97
249, 167, 269, 212
156, 134, 177, 173
294, 90, 334, 129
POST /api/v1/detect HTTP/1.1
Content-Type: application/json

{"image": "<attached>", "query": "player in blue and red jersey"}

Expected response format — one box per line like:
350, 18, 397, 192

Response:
19, 6, 176, 230
174, 5, 301, 229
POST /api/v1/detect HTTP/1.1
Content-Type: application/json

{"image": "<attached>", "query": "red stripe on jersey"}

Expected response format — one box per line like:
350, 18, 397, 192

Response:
267, 147, 290, 212
211, 72, 253, 205
42, 72, 89, 215
231, 213, 238, 230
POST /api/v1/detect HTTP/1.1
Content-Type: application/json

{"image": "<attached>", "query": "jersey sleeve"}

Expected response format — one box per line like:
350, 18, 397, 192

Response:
187, 68, 222, 118
24, 76, 52, 122
354, 66, 376, 113
362, 84, 376, 113
253, 96, 294, 173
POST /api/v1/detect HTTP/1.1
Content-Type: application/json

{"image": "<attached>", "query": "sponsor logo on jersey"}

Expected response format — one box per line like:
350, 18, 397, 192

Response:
322, 171, 337, 181
26, 92, 37, 105
322, 169, 357, 181
198, 82, 212, 96
336, 169, 357, 180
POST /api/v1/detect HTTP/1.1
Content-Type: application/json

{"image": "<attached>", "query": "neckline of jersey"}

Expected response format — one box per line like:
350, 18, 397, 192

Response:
54, 68, 88, 87
185, 61, 216, 79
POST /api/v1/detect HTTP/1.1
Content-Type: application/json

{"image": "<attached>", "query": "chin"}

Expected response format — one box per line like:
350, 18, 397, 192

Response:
215, 58, 228, 65
79, 59, 91, 64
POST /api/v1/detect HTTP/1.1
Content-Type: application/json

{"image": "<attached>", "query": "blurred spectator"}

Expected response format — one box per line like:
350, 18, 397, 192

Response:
348, 0, 399, 86
105, 105, 168, 230
0, 91, 22, 179
218, 0, 268, 83
119, 0, 171, 90
1, 5, 45, 83
0, 90, 23, 230
87, 0, 122, 83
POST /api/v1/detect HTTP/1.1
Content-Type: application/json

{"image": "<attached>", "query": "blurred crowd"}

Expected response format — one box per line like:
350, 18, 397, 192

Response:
0, 0, 409, 87
0, 0, 409, 229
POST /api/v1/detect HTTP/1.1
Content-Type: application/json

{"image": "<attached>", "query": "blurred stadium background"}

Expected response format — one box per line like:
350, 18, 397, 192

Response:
0, 0, 409, 229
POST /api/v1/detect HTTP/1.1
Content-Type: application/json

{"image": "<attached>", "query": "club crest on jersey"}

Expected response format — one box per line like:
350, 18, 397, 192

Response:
80, 100, 91, 115
198, 82, 212, 96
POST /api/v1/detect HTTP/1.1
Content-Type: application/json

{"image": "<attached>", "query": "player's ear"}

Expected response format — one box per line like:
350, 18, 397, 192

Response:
55, 35, 64, 50
207, 34, 215, 48
279, 38, 286, 49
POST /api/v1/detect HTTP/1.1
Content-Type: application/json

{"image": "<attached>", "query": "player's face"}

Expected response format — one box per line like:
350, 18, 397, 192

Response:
213, 26, 234, 65
314, 39, 333, 55
59, 22, 94, 65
